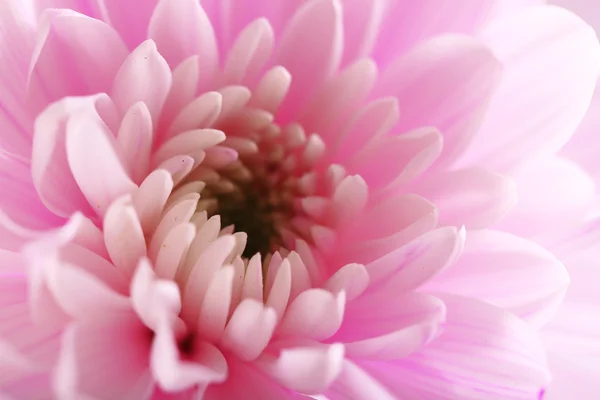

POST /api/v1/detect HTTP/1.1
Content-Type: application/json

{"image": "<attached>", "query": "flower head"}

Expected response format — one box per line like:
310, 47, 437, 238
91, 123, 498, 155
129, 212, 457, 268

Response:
0, 0, 599, 399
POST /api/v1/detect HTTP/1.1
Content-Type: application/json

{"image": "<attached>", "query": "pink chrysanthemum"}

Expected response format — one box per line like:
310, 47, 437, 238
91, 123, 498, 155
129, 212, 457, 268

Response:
0, 0, 599, 399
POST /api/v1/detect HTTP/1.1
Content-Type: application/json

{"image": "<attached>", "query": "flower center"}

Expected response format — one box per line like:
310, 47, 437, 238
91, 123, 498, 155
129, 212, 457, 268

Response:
186, 115, 327, 261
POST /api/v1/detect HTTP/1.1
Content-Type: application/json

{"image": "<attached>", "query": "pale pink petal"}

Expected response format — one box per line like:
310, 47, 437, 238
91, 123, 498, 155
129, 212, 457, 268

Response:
28, 9, 127, 113
349, 127, 443, 190
359, 295, 550, 399
167, 92, 222, 137
339, 0, 387, 66
335, 292, 445, 359
148, 197, 197, 260
249, 66, 292, 114
326, 360, 395, 400
300, 58, 377, 144
103, 196, 147, 277
373, 34, 502, 167
323, 263, 369, 301
222, 18, 274, 85
0, 0, 36, 157
54, 321, 153, 400
153, 129, 225, 167
278, 289, 345, 341
423, 230, 570, 328
371, 0, 500, 67
32, 94, 115, 219
241, 254, 264, 303
97, 0, 160, 50
181, 236, 236, 324
274, 0, 343, 123
131, 259, 181, 332
0, 149, 63, 230
414, 168, 517, 229
365, 226, 465, 291
65, 111, 137, 216
197, 266, 234, 341
459, 5, 600, 171
132, 169, 174, 236
111, 40, 172, 126
496, 156, 595, 240
332, 97, 399, 162
257, 342, 344, 394
203, 356, 304, 400
151, 320, 227, 392
117, 102, 153, 184
221, 299, 277, 362
148, 0, 218, 86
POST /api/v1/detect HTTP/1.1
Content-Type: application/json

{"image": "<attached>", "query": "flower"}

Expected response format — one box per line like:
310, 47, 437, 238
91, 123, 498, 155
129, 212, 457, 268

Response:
0, 0, 598, 399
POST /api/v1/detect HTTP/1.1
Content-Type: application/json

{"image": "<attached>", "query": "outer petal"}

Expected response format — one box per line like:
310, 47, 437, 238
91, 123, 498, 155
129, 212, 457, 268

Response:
273, 0, 343, 123
422, 230, 570, 328
111, 40, 172, 126
460, 5, 600, 171
97, 0, 160, 50
371, 0, 501, 67
413, 168, 518, 229
148, 0, 218, 86
360, 295, 551, 400
496, 156, 595, 240
27, 9, 128, 113
54, 321, 153, 400
0, 0, 36, 157
373, 34, 502, 167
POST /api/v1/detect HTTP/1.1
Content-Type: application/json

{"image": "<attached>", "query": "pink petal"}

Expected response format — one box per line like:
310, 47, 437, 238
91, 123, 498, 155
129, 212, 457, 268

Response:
28, 9, 127, 113
459, 5, 600, 171
249, 66, 292, 114
222, 18, 275, 85
198, 266, 235, 342
32, 94, 114, 219
497, 156, 595, 240
221, 299, 277, 362
65, 111, 137, 217
103, 196, 147, 277
242, 254, 264, 303
366, 226, 465, 291
151, 321, 227, 392
323, 263, 369, 301
0, 148, 63, 230
265, 260, 292, 320
148, 0, 218, 85
349, 127, 443, 190
131, 259, 181, 332
336, 292, 445, 360
54, 321, 153, 400
371, 0, 500, 67
132, 169, 174, 236
153, 129, 225, 167
0, 0, 36, 158
414, 168, 517, 229
117, 102, 154, 184
332, 97, 399, 162
111, 40, 172, 126
167, 92, 222, 137
278, 289, 345, 341
97, 0, 159, 50
300, 58, 378, 144
274, 0, 343, 123
154, 222, 195, 281
423, 230, 570, 328
326, 360, 395, 400
181, 236, 236, 325
373, 34, 502, 167
339, 0, 387, 66
359, 295, 550, 399
158, 56, 200, 139
257, 342, 344, 394
148, 197, 197, 260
